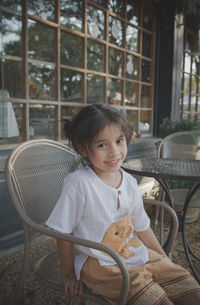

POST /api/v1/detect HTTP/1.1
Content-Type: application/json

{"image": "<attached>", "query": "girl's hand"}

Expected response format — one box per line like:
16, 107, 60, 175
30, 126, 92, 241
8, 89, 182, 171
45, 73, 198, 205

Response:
62, 272, 83, 298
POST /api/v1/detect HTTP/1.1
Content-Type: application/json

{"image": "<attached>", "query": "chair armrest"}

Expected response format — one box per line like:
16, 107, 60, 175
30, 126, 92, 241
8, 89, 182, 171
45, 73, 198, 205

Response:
22, 215, 129, 305
143, 198, 179, 256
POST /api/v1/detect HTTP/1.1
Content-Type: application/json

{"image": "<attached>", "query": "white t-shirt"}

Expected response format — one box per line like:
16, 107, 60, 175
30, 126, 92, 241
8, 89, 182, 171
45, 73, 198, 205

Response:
46, 166, 150, 279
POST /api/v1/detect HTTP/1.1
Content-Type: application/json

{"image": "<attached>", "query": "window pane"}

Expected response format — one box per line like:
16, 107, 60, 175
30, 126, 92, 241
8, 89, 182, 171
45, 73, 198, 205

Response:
108, 0, 124, 17
61, 70, 83, 103
29, 62, 55, 100
28, 0, 55, 22
142, 32, 152, 58
90, 0, 106, 7
184, 53, 191, 73
0, 101, 22, 144
0, 1, 22, 12
125, 81, 138, 107
142, 59, 151, 82
0, 9, 22, 57
140, 111, 151, 134
61, 106, 82, 140
87, 6, 105, 39
60, 0, 82, 32
29, 104, 55, 139
109, 16, 122, 47
109, 47, 123, 77
143, 1, 154, 31
28, 20, 55, 63
124, 109, 138, 135
126, 0, 140, 26
141, 85, 152, 107
87, 40, 105, 72
126, 25, 139, 53
107, 78, 122, 105
87, 74, 104, 104
61, 32, 83, 68
0, 59, 22, 98
126, 54, 139, 79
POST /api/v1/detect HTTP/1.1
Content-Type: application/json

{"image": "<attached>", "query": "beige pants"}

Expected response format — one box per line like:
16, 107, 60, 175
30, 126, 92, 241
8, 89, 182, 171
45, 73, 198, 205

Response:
80, 249, 200, 305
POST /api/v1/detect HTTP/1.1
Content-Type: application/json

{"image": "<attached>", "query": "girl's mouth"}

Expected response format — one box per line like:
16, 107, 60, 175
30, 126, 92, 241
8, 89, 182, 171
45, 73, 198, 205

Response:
105, 159, 120, 167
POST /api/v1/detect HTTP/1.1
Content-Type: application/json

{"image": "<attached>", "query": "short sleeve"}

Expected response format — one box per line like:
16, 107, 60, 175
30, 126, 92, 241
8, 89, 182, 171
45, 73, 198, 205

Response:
46, 175, 85, 233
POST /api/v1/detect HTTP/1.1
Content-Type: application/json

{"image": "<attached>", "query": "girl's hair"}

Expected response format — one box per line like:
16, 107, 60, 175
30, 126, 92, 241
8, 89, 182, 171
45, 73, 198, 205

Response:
64, 103, 133, 155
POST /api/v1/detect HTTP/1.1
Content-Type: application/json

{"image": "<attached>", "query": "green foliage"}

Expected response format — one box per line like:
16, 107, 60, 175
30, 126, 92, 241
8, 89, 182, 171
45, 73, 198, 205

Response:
159, 116, 200, 138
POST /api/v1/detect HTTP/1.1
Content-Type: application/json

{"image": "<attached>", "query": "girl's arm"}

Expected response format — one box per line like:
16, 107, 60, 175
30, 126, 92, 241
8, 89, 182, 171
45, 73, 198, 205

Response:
137, 227, 167, 257
56, 239, 83, 297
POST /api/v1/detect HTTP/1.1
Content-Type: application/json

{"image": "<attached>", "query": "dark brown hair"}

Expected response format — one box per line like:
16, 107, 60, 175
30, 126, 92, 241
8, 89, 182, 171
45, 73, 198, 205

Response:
64, 103, 133, 155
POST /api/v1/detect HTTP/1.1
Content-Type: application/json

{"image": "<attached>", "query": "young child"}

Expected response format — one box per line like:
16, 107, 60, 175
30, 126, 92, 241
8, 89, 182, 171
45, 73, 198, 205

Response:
46, 104, 200, 305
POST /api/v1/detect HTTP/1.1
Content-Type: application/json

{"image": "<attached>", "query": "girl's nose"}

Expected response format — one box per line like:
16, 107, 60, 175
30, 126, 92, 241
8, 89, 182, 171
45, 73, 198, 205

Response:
108, 144, 118, 156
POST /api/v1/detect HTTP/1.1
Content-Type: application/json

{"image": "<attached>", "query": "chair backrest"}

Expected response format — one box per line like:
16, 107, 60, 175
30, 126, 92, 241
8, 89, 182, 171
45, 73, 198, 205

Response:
6, 139, 83, 225
158, 131, 200, 159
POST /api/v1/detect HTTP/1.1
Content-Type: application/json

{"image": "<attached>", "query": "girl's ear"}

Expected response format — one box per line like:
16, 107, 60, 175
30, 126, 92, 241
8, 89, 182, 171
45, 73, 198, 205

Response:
79, 146, 88, 158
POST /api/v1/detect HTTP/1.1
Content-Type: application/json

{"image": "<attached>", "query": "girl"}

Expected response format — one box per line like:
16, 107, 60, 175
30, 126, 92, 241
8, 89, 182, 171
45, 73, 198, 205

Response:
46, 104, 200, 305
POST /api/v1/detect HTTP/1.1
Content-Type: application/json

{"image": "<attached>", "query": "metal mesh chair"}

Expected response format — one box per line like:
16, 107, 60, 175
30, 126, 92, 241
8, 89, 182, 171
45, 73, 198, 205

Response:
5, 139, 178, 305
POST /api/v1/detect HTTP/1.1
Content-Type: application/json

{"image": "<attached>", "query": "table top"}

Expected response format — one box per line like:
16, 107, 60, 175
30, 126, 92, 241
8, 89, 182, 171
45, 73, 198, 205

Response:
122, 158, 200, 181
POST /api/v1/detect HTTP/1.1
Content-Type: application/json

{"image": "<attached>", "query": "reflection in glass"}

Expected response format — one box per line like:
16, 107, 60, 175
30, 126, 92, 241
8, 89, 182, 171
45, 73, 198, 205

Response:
90, 0, 106, 7
190, 95, 197, 113
192, 56, 198, 75
109, 16, 122, 47
142, 59, 151, 82
109, 48, 122, 77
141, 85, 152, 108
61, 70, 83, 103
126, 54, 138, 79
126, 0, 140, 26
87, 40, 104, 72
29, 62, 55, 100
28, 0, 55, 21
28, 20, 55, 63
125, 82, 138, 107
184, 53, 191, 73
0, 1, 22, 12
0, 100, 22, 144
191, 76, 196, 94
60, 0, 82, 32
126, 25, 139, 52
140, 111, 151, 134
29, 104, 55, 139
0, 59, 22, 98
87, 74, 104, 104
142, 32, 152, 58
61, 106, 82, 140
185, 33, 194, 53
107, 78, 121, 105
87, 6, 105, 39
0, 10, 22, 57
183, 74, 190, 95
61, 32, 83, 68
143, 1, 154, 31
108, 0, 123, 17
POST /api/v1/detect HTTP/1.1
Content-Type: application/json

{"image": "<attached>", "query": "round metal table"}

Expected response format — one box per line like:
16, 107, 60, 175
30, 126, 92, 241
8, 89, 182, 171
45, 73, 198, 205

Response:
122, 157, 200, 283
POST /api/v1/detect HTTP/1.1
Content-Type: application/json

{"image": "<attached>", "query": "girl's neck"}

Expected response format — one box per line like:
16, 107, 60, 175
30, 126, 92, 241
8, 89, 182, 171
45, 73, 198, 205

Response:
94, 169, 122, 189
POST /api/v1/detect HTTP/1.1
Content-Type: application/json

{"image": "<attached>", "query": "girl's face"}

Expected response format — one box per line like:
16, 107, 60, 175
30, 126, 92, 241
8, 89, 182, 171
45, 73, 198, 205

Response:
84, 123, 127, 179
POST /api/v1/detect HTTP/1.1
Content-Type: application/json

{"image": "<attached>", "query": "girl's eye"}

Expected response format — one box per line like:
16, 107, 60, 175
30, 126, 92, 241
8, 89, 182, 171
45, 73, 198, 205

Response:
97, 143, 106, 148
117, 138, 124, 144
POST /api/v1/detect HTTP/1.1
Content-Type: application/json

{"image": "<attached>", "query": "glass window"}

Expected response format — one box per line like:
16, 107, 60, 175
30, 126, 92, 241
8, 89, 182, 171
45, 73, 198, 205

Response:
107, 78, 122, 106
29, 104, 55, 139
140, 111, 151, 134
87, 40, 105, 72
61, 70, 83, 103
0, 1, 22, 12
142, 32, 152, 58
87, 6, 105, 40
0, 9, 22, 57
126, 25, 139, 53
29, 62, 55, 100
0, 101, 23, 144
28, 0, 55, 22
109, 16, 123, 47
142, 59, 151, 82
108, 0, 124, 17
184, 53, 191, 73
61, 32, 83, 68
126, 54, 139, 80
87, 74, 104, 104
60, 0, 82, 32
125, 109, 138, 135
125, 81, 138, 107
141, 85, 152, 108
28, 20, 55, 63
0, 59, 22, 98
109, 47, 123, 77
126, 0, 140, 26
